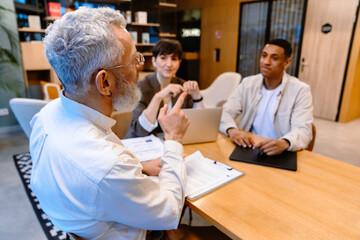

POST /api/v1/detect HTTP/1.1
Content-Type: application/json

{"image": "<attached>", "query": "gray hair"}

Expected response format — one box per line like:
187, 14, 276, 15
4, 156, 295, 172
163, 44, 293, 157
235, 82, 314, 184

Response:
43, 7, 126, 94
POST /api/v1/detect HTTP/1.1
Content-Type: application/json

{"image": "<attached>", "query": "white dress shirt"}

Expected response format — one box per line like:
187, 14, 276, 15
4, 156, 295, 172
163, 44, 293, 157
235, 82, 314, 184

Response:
30, 92, 186, 240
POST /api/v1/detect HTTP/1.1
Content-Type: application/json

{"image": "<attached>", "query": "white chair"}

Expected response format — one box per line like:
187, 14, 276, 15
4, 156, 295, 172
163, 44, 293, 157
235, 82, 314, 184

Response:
200, 72, 241, 108
9, 98, 48, 138
111, 111, 133, 139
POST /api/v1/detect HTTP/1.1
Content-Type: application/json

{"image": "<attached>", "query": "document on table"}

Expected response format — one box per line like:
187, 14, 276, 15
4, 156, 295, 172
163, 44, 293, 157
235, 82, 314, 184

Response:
122, 135, 244, 200
184, 151, 244, 200
121, 134, 164, 162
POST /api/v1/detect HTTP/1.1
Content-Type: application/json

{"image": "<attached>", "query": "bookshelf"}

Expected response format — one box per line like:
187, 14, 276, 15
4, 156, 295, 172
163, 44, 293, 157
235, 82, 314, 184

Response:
13, 0, 178, 95
129, 0, 178, 72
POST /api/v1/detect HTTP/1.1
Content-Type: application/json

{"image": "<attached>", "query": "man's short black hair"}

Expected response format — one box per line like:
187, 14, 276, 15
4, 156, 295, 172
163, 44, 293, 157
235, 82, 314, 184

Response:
267, 39, 292, 58
153, 39, 183, 60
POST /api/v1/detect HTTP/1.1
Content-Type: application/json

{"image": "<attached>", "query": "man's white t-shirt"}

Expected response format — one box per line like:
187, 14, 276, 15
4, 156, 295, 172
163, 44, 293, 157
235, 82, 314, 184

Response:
252, 83, 282, 139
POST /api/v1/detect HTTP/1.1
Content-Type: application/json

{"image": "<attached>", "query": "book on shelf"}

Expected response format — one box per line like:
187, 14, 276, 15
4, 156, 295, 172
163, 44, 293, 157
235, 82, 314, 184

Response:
142, 32, 150, 44
135, 11, 147, 24
47, 2, 61, 17
126, 11, 131, 24
28, 15, 41, 30
130, 31, 138, 44
121, 135, 244, 200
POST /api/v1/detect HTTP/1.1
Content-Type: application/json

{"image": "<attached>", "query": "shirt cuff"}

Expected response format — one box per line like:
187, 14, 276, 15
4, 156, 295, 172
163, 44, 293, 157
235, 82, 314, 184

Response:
281, 137, 292, 151
163, 140, 184, 156
161, 140, 184, 167
219, 122, 237, 136
139, 111, 158, 133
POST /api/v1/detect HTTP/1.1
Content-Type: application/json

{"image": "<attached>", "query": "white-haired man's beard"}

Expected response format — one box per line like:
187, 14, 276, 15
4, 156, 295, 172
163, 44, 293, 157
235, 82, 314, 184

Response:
112, 75, 141, 112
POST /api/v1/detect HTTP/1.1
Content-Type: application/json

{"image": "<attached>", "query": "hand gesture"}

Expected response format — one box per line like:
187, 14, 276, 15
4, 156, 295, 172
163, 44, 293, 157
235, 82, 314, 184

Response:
253, 138, 290, 156
183, 80, 201, 99
156, 84, 184, 100
158, 92, 190, 143
227, 128, 255, 148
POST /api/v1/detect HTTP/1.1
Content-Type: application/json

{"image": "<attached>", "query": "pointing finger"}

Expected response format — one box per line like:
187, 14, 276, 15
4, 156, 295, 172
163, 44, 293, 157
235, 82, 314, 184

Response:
172, 92, 187, 110
158, 104, 168, 118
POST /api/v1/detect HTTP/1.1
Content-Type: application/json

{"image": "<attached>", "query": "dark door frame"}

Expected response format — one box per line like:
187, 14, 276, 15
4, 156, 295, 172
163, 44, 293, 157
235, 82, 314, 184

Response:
236, 0, 308, 77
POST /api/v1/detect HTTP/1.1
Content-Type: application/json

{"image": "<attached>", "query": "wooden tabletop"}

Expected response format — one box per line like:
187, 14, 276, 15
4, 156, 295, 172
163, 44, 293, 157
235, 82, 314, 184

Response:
183, 133, 360, 240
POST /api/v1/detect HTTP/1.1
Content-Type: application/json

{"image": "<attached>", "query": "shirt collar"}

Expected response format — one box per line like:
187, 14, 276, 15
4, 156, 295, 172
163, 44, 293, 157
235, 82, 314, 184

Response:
60, 91, 116, 131
259, 71, 289, 96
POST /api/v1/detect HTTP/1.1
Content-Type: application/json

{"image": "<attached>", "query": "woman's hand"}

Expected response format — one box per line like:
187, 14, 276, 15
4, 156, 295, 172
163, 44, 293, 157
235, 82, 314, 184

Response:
183, 81, 201, 99
156, 84, 184, 100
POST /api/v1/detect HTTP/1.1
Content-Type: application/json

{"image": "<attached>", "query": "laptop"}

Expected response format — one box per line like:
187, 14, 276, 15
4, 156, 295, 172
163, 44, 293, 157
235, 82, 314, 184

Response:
229, 145, 297, 171
181, 107, 222, 145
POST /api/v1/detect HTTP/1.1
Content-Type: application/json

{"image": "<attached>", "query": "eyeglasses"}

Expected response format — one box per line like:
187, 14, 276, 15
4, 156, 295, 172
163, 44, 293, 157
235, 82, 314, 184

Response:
102, 52, 145, 70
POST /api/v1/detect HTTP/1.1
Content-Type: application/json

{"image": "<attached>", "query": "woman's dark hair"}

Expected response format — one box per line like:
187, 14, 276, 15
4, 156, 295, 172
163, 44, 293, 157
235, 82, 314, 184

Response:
153, 39, 183, 60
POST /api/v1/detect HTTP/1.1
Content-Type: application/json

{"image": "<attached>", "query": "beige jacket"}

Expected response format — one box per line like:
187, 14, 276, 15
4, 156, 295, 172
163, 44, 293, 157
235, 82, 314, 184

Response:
220, 72, 313, 151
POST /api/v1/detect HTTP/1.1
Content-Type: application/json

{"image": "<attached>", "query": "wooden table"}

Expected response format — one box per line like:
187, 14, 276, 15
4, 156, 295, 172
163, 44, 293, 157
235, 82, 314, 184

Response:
183, 133, 360, 240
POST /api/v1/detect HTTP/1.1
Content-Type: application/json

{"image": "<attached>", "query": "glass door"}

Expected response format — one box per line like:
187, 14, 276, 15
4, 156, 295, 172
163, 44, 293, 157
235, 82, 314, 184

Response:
237, 0, 307, 78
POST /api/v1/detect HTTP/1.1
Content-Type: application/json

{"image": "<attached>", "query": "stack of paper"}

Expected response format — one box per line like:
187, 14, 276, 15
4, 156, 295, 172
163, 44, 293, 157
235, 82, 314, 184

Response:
121, 135, 244, 200
184, 151, 244, 200
121, 135, 163, 162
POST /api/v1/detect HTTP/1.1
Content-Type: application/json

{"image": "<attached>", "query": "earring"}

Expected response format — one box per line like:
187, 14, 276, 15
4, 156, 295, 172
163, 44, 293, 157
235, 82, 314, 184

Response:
106, 91, 112, 97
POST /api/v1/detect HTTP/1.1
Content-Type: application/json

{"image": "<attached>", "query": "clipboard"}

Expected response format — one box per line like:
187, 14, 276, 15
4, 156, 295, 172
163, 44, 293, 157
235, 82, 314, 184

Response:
229, 145, 297, 171
185, 151, 244, 200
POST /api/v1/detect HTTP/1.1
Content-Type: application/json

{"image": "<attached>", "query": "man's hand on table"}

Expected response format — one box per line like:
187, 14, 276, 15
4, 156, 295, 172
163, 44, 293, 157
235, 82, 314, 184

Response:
227, 128, 255, 148
253, 138, 290, 156
227, 128, 290, 156
141, 157, 161, 176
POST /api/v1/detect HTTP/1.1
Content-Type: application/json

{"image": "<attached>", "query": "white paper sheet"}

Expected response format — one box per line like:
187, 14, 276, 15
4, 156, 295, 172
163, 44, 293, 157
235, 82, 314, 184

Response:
121, 135, 164, 162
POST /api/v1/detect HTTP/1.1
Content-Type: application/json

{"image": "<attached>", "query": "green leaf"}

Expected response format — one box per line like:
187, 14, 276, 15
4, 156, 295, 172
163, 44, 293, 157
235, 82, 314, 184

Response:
0, 25, 21, 64
0, 6, 15, 13
0, 49, 19, 65
0, 63, 25, 97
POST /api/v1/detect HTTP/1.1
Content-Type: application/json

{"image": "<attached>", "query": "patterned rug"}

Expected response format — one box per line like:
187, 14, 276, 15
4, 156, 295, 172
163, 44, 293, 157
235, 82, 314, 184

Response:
13, 152, 67, 240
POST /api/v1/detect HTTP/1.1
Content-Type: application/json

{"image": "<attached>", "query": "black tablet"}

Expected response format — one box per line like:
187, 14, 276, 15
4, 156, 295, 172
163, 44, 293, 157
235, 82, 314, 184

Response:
229, 145, 297, 171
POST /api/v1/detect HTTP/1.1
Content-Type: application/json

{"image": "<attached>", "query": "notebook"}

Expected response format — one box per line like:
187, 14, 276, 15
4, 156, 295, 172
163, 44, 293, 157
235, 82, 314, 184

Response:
181, 107, 222, 145
229, 145, 297, 171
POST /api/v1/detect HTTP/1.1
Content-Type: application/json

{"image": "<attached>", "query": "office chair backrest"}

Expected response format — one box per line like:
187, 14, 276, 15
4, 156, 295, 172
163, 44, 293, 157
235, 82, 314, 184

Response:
200, 72, 241, 108
9, 98, 48, 138
111, 111, 133, 139
42, 82, 61, 100
306, 123, 316, 151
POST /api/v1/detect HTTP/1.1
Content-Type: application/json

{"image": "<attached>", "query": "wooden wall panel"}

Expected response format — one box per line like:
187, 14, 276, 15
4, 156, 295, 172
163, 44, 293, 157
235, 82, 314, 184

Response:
339, 12, 360, 123
20, 42, 60, 85
20, 42, 51, 71
298, 0, 358, 120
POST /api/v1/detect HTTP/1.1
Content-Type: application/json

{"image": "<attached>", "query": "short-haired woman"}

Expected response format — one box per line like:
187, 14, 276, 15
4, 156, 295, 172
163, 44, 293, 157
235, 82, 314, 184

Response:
130, 39, 203, 137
